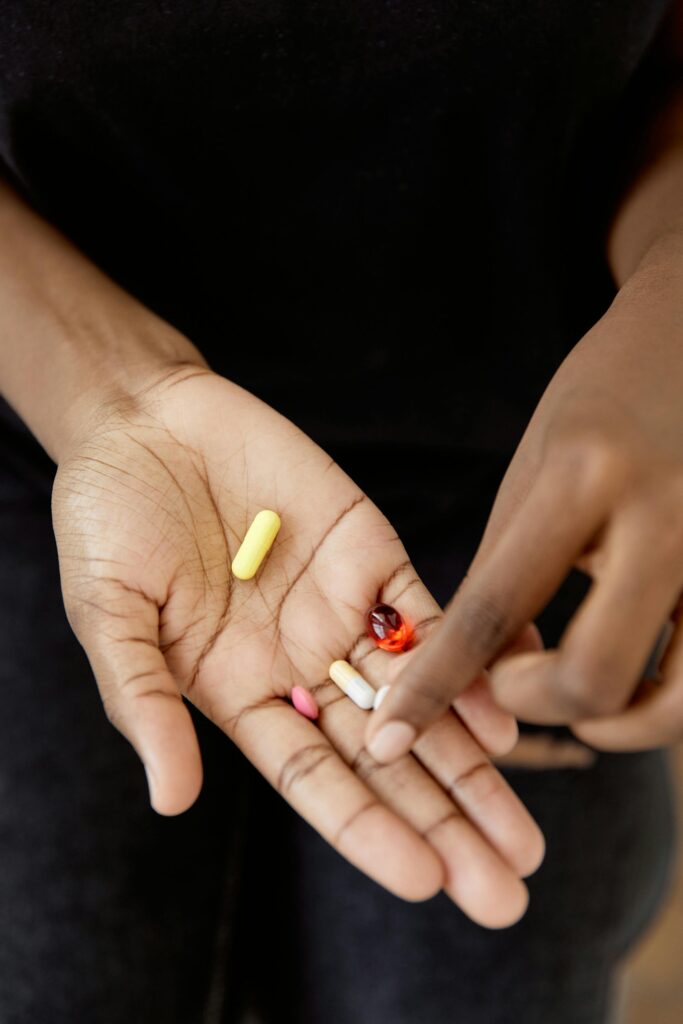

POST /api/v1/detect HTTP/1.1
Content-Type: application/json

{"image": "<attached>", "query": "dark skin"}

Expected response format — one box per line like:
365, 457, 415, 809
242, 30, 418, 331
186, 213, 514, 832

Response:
2, 5, 678, 931
366, 1, 683, 764
0, 178, 543, 929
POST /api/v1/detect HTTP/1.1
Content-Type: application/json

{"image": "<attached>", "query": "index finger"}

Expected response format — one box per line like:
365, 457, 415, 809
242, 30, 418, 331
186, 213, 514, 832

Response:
364, 459, 612, 763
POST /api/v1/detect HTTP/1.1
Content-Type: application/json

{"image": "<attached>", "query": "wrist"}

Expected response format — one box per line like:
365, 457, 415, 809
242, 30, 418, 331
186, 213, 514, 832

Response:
538, 229, 683, 447
4, 295, 208, 464
0, 177, 207, 462
610, 223, 683, 321
53, 317, 208, 464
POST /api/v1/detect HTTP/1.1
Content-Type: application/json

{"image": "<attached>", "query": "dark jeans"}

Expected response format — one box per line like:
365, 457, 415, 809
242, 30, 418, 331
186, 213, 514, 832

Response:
0, 398, 676, 1024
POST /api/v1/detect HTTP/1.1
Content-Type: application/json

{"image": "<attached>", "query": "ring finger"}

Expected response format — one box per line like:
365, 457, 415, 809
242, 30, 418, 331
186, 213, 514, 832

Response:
311, 675, 534, 928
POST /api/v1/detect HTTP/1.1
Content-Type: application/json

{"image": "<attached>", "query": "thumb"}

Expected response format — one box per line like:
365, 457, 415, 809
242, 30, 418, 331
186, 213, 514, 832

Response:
69, 585, 203, 815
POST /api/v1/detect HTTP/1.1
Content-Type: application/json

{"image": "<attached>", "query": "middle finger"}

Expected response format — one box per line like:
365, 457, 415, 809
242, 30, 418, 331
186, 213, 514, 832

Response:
489, 515, 683, 723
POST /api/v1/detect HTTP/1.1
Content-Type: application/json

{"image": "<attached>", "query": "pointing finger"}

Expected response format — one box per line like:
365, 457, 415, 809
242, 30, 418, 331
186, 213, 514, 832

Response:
364, 459, 611, 763
350, 561, 522, 756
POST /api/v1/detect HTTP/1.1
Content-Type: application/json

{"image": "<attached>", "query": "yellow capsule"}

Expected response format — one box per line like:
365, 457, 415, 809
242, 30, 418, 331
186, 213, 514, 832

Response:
231, 510, 281, 580
329, 660, 376, 710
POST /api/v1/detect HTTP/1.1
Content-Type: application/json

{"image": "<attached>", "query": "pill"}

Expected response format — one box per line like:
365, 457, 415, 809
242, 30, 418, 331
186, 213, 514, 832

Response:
291, 685, 319, 720
367, 603, 413, 652
329, 660, 376, 710
373, 684, 390, 709
231, 510, 281, 580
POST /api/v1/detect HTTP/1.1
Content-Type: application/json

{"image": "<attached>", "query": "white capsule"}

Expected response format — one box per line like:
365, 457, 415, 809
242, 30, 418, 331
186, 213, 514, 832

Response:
329, 660, 375, 710
373, 684, 390, 710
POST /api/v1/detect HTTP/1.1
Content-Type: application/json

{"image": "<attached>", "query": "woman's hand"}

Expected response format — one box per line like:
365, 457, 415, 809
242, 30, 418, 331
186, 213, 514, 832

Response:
365, 241, 683, 763
52, 362, 544, 927
0, 176, 541, 926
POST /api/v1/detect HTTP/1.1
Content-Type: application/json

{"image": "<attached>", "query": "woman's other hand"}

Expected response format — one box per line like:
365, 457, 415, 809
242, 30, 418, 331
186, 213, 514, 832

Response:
365, 247, 683, 762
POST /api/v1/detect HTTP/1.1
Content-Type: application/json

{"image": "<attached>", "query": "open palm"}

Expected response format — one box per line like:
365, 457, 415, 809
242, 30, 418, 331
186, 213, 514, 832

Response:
53, 365, 543, 927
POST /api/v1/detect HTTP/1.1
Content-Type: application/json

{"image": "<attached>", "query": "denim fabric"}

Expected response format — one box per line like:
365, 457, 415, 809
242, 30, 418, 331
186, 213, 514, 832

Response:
0, 397, 676, 1024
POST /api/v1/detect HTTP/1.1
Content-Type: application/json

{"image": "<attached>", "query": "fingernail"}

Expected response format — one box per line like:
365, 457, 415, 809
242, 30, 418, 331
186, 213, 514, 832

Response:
373, 684, 390, 710
368, 721, 416, 763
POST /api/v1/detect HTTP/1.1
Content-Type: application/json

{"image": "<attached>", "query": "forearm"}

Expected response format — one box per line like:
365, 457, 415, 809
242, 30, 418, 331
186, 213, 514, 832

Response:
546, 59, 683, 438
545, 205, 683, 464
606, 0, 683, 290
0, 178, 205, 463
607, 84, 683, 288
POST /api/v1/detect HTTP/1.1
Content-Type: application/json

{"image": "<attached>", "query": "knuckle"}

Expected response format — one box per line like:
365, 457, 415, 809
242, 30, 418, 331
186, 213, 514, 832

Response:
277, 743, 334, 797
352, 747, 385, 782
120, 667, 170, 698
449, 761, 503, 804
555, 659, 624, 719
403, 676, 451, 712
334, 798, 380, 848
456, 592, 509, 655
100, 666, 174, 734
552, 430, 629, 496
553, 680, 600, 720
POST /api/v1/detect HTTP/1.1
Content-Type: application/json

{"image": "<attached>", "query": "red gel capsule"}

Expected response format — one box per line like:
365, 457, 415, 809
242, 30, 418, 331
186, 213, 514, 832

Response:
366, 603, 413, 652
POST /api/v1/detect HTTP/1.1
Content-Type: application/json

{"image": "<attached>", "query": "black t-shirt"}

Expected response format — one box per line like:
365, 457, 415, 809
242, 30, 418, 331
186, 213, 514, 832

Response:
0, 0, 675, 535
